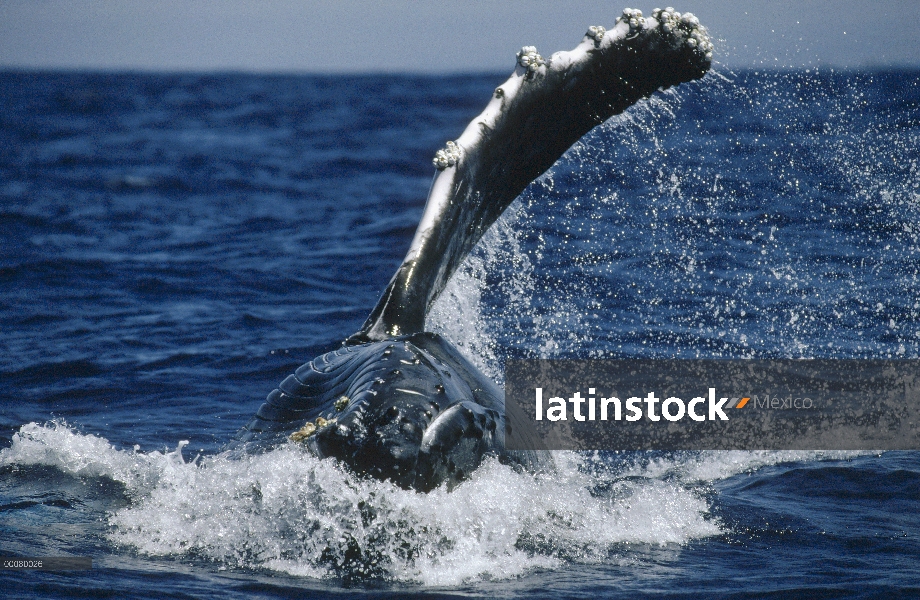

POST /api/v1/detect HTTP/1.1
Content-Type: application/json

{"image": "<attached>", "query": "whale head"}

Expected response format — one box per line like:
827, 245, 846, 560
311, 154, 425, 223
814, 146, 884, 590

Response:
237, 333, 545, 492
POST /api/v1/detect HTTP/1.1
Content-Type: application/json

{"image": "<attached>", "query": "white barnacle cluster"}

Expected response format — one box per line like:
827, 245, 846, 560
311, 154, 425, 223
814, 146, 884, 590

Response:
618, 8, 645, 37
587, 25, 606, 44
516, 45, 545, 74
653, 7, 714, 61
432, 140, 461, 170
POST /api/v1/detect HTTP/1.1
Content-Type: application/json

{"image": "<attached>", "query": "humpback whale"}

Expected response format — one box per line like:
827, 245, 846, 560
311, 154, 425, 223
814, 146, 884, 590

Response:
235, 8, 713, 492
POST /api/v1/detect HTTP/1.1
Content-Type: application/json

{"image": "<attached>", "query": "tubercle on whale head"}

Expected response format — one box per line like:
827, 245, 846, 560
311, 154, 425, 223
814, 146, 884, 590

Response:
279, 334, 513, 492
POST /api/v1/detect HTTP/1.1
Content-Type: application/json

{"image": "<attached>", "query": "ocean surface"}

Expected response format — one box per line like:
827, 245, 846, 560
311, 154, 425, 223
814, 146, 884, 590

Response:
1, 67, 919, 598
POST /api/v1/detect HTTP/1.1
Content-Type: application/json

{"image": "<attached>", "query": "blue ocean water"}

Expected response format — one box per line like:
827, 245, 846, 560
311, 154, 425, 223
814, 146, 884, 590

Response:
1, 68, 919, 598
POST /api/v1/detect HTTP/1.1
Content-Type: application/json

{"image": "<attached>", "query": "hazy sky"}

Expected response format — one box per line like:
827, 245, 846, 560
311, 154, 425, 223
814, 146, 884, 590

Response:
1, 0, 918, 73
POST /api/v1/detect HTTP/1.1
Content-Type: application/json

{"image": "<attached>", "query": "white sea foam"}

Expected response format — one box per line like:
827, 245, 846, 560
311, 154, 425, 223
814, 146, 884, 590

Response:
1, 421, 735, 585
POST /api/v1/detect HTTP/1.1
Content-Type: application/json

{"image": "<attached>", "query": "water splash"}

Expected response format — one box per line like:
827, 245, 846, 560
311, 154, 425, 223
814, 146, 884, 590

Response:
1, 421, 728, 584
430, 71, 920, 363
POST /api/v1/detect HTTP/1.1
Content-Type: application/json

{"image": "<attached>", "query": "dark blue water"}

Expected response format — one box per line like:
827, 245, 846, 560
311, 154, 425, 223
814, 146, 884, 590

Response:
2, 68, 919, 598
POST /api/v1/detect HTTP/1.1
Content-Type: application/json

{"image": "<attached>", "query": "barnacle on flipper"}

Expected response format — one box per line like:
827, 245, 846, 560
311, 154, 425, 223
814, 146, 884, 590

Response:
653, 7, 714, 61
618, 8, 646, 38
587, 25, 606, 44
432, 140, 461, 170
516, 46, 545, 76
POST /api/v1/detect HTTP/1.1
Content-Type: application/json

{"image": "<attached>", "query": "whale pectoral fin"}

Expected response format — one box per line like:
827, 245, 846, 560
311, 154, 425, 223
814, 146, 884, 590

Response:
416, 400, 500, 491
351, 8, 713, 343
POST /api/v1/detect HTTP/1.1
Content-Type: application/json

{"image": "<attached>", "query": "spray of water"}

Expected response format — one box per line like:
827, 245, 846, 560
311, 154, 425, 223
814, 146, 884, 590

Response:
2, 421, 731, 584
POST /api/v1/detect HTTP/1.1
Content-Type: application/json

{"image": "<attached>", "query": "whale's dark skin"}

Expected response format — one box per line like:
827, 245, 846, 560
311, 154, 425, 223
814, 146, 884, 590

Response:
235, 8, 713, 491
236, 332, 549, 491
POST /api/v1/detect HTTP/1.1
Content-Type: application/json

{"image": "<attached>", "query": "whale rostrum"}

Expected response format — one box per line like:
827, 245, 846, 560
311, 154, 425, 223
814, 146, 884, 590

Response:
235, 7, 712, 492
